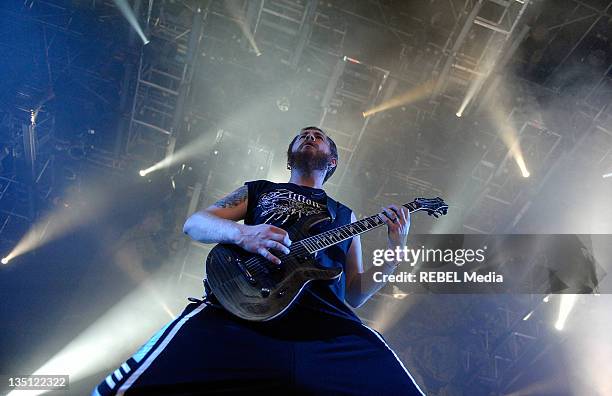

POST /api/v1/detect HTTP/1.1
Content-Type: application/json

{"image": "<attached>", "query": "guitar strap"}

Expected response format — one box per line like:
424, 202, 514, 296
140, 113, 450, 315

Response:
324, 194, 338, 223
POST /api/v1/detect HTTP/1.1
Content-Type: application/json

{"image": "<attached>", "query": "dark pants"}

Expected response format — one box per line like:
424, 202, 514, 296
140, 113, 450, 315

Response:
92, 300, 424, 395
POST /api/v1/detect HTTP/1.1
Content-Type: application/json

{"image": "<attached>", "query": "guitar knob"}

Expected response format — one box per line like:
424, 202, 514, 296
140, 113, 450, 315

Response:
260, 288, 271, 298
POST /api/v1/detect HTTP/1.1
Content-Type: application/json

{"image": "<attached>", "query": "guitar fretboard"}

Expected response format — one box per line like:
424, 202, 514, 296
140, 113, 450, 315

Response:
299, 202, 419, 254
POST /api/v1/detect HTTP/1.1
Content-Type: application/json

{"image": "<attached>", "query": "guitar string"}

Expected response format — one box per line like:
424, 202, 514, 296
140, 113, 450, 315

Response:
242, 213, 384, 275
239, 204, 445, 277
241, 213, 387, 276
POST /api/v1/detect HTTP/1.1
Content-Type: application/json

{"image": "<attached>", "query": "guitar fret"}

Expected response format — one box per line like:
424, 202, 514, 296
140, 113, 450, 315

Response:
311, 240, 318, 251
296, 197, 446, 253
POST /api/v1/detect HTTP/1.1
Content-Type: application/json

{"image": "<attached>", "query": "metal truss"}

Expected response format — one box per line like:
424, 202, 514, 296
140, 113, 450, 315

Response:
0, 106, 56, 243
125, 1, 205, 163
430, 0, 531, 112
462, 107, 562, 233
0, 1, 104, 240
317, 57, 390, 193
461, 294, 555, 393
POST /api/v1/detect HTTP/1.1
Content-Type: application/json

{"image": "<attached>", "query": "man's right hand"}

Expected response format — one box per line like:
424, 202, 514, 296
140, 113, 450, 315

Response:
236, 224, 292, 265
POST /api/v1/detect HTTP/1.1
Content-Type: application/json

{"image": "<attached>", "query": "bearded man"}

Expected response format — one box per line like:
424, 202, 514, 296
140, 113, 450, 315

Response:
92, 127, 424, 395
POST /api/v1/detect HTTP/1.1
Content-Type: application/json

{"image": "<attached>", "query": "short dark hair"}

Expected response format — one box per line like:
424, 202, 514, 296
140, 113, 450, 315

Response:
287, 126, 338, 183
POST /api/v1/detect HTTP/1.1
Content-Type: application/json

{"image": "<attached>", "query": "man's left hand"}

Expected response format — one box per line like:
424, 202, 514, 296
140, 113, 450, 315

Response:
381, 205, 410, 248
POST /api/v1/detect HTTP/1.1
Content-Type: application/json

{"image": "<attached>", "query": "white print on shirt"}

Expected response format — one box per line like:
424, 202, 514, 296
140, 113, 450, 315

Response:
257, 189, 327, 225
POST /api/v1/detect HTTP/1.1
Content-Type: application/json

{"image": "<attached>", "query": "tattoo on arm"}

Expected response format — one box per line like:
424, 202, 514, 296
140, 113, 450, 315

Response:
212, 185, 248, 208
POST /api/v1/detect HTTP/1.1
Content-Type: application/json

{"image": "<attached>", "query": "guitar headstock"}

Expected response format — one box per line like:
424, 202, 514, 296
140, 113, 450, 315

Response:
411, 197, 448, 218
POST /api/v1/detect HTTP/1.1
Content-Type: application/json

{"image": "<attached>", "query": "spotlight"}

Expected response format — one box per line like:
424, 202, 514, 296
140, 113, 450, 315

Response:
554, 294, 578, 332
456, 111, 462, 118
276, 97, 290, 112
1, 257, 9, 265
603, 172, 612, 179
139, 170, 147, 177
515, 155, 530, 178
343, 56, 362, 65
522, 310, 533, 321
543, 295, 550, 303
256, 51, 262, 57
113, 0, 149, 45
391, 285, 408, 299
362, 79, 436, 116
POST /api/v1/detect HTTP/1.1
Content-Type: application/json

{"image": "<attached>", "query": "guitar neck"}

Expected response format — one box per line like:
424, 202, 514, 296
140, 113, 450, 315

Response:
298, 202, 420, 254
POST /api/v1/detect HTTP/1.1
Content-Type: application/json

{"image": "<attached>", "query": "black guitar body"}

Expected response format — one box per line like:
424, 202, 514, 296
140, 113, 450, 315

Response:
205, 213, 342, 321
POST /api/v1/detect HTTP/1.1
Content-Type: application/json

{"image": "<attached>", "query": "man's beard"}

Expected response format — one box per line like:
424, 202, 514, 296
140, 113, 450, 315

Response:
288, 148, 331, 176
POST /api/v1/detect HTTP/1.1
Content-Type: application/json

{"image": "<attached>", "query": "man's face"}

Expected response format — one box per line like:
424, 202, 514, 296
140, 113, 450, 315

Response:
288, 129, 337, 175
291, 129, 331, 155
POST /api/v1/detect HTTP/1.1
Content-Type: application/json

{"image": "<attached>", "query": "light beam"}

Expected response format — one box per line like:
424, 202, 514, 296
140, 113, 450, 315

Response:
363, 80, 436, 117
555, 294, 578, 331
113, 0, 149, 45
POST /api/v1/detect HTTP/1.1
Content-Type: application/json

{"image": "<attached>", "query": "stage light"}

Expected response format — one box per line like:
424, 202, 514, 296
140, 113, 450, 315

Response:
487, 103, 531, 180
6, 271, 179, 396
369, 289, 421, 333
543, 295, 550, 302
392, 286, 408, 300
343, 56, 362, 65
3, 180, 123, 264
456, 111, 462, 118
603, 172, 612, 178
522, 310, 533, 321
224, 0, 261, 57
137, 130, 220, 178
555, 294, 578, 331
276, 97, 290, 112
113, 0, 149, 45
362, 79, 436, 117
1, 257, 9, 265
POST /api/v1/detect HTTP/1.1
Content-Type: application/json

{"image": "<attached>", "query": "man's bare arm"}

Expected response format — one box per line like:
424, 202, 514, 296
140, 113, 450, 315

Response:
183, 185, 291, 264
344, 212, 396, 308
183, 185, 248, 244
345, 207, 410, 308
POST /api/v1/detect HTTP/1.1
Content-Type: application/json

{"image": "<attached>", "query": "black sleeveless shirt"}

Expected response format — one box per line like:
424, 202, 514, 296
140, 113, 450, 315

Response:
244, 180, 361, 324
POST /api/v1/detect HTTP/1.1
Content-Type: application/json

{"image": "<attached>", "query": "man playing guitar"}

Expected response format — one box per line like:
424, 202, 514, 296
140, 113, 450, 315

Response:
93, 127, 425, 395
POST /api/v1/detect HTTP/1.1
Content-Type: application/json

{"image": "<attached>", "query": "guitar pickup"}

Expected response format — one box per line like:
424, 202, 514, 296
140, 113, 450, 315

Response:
235, 259, 257, 284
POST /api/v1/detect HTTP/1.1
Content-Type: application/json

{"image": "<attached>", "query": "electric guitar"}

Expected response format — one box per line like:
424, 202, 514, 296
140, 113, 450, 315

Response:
204, 197, 448, 321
